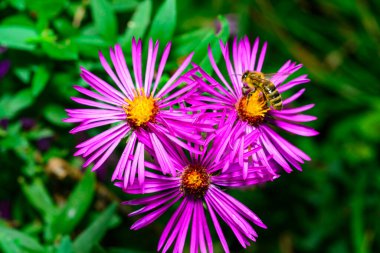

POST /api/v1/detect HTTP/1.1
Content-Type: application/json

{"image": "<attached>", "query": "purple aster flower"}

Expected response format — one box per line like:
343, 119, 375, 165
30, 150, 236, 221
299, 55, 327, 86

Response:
0, 46, 10, 79
115, 118, 277, 253
0, 119, 8, 130
0, 200, 11, 220
65, 38, 209, 188
21, 117, 36, 131
188, 36, 318, 175
0, 59, 10, 79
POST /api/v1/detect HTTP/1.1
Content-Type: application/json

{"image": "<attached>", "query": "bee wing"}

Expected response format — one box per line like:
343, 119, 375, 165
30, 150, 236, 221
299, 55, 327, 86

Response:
231, 73, 242, 76
263, 71, 291, 81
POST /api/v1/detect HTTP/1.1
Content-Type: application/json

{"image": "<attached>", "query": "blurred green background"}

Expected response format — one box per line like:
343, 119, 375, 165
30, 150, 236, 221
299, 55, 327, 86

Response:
0, 0, 379, 252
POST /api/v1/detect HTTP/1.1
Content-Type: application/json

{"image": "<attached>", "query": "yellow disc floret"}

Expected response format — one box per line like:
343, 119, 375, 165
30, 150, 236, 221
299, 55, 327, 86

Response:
236, 90, 270, 126
180, 164, 210, 199
122, 89, 159, 129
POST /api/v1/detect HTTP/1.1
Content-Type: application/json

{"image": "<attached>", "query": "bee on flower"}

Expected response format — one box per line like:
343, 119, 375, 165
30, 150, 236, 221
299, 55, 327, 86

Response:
187, 36, 318, 176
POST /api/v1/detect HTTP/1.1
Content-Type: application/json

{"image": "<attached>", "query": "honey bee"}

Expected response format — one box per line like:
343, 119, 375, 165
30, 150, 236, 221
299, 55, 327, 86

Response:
241, 71, 283, 110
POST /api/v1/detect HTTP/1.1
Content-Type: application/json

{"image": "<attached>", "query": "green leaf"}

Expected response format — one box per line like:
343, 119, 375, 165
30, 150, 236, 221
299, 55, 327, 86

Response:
90, 0, 117, 41
111, 0, 138, 12
19, 177, 57, 222
53, 18, 77, 37
73, 204, 117, 253
56, 236, 75, 253
46, 169, 96, 241
0, 89, 34, 119
109, 248, 151, 253
14, 66, 32, 83
32, 65, 50, 97
147, 0, 176, 46
73, 34, 109, 58
0, 225, 45, 253
43, 104, 69, 127
0, 237, 23, 253
6, 0, 26, 11
1, 14, 33, 26
25, 0, 66, 20
91, 245, 107, 253
0, 122, 25, 152
41, 40, 78, 60
197, 15, 230, 73
172, 28, 212, 58
0, 26, 37, 50
121, 0, 152, 48
357, 111, 380, 141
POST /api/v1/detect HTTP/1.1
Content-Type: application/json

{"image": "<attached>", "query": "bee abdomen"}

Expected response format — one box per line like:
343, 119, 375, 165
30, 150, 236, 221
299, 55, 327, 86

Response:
271, 100, 283, 110
267, 90, 282, 110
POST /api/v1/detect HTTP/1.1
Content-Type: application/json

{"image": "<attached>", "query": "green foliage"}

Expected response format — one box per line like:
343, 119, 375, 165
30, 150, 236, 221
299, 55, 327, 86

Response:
32, 65, 50, 97
73, 204, 117, 253
0, 89, 34, 119
90, 0, 118, 42
0, 0, 379, 253
147, 0, 176, 46
0, 26, 37, 50
46, 169, 96, 241
20, 177, 57, 222
120, 0, 152, 48
0, 225, 45, 253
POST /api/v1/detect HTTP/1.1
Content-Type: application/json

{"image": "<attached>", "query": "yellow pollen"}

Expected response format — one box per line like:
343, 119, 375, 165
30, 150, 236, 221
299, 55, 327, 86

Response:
180, 164, 210, 199
236, 90, 270, 126
186, 171, 203, 188
122, 89, 158, 128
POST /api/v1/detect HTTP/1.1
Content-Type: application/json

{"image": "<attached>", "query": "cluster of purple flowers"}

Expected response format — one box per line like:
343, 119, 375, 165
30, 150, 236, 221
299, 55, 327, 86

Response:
66, 36, 317, 252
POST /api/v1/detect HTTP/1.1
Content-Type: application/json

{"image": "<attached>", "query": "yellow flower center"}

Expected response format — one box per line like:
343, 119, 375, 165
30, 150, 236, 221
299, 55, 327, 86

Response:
236, 90, 270, 126
122, 89, 159, 129
180, 164, 210, 199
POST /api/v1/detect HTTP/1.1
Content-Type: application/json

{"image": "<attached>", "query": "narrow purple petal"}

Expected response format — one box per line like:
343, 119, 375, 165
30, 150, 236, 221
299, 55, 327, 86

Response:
261, 125, 311, 161
131, 195, 181, 230
124, 189, 178, 206
129, 142, 143, 186
283, 88, 306, 105
273, 120, 319, 136
70, 119, 122, 133
279, 104, 315, 114
204, 195, 230, 253
256, 41, 267, 72
131, 38, 143, 90
173, 200, 193, 253
207, 45, 235, 96
81, 69, 125, 103
259, 133, 293, 172
112, 133, 137, 181
278, 74, 309, 93
70, 97, 120, 109
152, 42, 171, 96
144, 39, 159, 95
249, 37, 259, 71
99, 50, 130, 98
156, 52, 194, 98
271, 113, 317, 122
158, 199, 187, 251
73, 86, 121, 107
114, 44, 136, 95
219, 40, 241, 96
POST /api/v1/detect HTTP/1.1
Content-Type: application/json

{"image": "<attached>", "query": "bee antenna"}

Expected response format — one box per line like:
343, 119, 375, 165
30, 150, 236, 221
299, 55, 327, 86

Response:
230, 73, 242, 77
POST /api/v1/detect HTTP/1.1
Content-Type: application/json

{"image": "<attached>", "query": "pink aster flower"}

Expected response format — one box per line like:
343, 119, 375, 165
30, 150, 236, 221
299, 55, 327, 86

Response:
188, 36, 318, 175
0, 47, 10, 79
116, 119, 277, 253
65, 38, 208, 188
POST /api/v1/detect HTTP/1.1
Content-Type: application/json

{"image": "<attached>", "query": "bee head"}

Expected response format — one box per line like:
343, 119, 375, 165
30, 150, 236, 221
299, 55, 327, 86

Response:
242, 71, 249, 81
